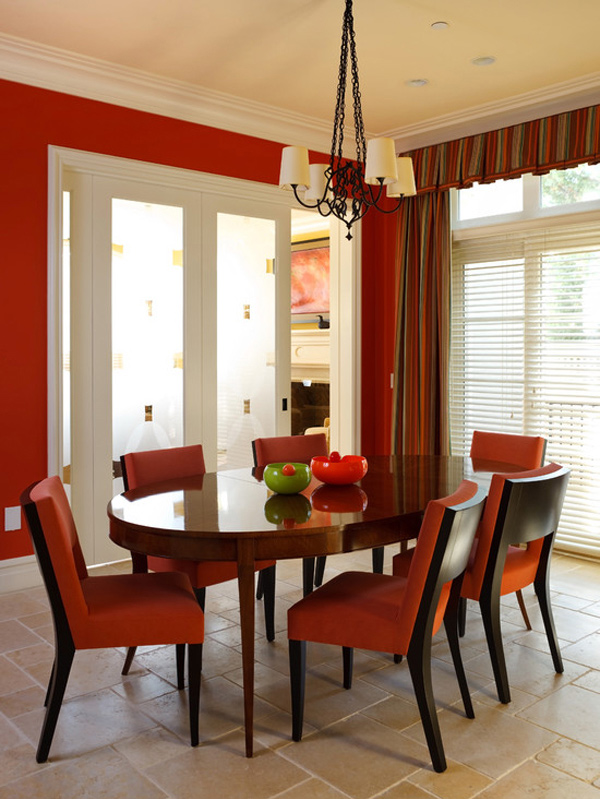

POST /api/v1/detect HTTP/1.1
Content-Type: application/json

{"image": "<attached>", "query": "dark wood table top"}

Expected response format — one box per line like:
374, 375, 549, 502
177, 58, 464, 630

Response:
108, 454, 504, 562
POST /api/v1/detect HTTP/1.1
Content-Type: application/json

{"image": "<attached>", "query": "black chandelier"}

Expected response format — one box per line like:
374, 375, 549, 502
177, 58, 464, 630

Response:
279, 0, 416, 240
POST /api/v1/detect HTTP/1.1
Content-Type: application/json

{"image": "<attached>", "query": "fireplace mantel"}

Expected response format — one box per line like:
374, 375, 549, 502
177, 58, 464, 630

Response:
291, 328, 330, 384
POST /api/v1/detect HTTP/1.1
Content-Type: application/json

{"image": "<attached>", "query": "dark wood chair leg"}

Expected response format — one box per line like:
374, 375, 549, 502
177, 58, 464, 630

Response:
393, 654, 403, 663
176, 644, 186, 690
131, 551, 148, 574
534, 539, 564, 674
535, 580, 564, 673
289, 639, 306, 742
458, 596, 467, 637
302, 558, 316, 597
444, 611, 474, 719
407, 640, 447, 773
170, 586, 207, 688
515, 589, 532, 630
187, 643, 203, 747
342, 646, 353, 689
44, 659, 56, 706
256, 570, 264, 600
261, 565, 276, 642
37, 640, 75, 763
121, 646, 137, 676
372, 546, 384, 574
479, 590, 511, 704
193, 586, 207, 612
314, 556, 327, 587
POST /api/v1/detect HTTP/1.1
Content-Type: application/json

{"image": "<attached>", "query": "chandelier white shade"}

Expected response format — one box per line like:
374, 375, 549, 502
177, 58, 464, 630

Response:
364, 138, 398, 185
278, 0, 416, 239
387, 157, 417, 198
279, 146, 310, 191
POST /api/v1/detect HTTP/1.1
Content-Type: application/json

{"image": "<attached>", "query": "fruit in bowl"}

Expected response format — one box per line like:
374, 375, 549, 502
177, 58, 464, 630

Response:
263, 462, 311, 494
310, 453, 368, 485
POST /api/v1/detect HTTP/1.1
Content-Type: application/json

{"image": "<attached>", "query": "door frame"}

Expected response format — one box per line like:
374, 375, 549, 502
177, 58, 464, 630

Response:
48, 146, 361, 562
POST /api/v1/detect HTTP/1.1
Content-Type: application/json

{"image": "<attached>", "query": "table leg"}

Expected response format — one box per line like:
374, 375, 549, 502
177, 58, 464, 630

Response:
237, 538, 255, 757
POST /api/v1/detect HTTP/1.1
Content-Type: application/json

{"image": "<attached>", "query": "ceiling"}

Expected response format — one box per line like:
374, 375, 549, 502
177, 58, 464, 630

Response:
1, 0, 600, 150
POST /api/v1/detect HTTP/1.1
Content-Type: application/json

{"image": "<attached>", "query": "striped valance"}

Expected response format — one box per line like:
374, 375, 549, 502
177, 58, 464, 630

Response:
404, 104, 600, 192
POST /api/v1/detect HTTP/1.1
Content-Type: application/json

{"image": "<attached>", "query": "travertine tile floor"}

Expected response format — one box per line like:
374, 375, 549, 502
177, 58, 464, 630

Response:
1, 549, 600, 798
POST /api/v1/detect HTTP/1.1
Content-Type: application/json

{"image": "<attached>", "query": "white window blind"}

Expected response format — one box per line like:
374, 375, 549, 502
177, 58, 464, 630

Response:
451, 221, 600, 557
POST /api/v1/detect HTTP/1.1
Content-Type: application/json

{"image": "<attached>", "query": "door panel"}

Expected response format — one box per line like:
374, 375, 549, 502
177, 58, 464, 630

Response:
201, 195, 292, 471
216, 213, 277, 468
111, 198, 184, 464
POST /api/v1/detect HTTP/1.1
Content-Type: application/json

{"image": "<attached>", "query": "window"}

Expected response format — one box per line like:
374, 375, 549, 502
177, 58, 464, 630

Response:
458, 177, 523, 221
541, 162, 600, 207
451, 168, 600, 556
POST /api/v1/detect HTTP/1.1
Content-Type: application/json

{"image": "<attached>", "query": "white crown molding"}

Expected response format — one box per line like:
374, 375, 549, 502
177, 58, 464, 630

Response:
0, 33, 334, 154
1, 33, 600, 156
388, 73, 600, 153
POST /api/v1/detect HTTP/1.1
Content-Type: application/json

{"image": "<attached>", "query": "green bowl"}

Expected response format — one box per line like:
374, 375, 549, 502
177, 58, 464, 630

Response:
263, 462, 311, 494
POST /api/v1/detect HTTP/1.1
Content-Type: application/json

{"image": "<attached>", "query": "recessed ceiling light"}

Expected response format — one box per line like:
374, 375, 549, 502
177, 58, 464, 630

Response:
431, 21, 449, 30
472, 56, 496, 66
406, 79, 429, 88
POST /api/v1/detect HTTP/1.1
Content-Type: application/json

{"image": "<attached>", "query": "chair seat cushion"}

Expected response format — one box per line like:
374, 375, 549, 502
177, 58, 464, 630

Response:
460, 540, 543, 600
76, 572, 204, 649
287, 570, 450, 656
147, 556, 276, 587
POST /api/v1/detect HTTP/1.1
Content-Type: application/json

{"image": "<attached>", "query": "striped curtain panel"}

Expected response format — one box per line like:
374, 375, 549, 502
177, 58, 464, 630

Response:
392, 191, 451, 455
392, 103, 600, 455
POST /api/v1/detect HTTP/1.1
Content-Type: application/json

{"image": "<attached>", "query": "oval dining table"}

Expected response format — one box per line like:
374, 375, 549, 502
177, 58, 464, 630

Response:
108, 454, 510, 757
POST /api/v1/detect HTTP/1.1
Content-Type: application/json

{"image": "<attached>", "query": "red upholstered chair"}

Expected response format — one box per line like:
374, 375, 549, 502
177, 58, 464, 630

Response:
252, 434, 330, 596
20, 476, 204, 763
120, 444, 276, 683
469, 430, 547, 628
288, 480, 486, 773
470, 430, 547, 472
459, 463, 570, 703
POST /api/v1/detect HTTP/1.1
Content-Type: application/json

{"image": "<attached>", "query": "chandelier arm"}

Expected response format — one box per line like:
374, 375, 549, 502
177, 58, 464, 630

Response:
290, 185, 334, 217
370, 197, 404, 215
362, 179, 387, 207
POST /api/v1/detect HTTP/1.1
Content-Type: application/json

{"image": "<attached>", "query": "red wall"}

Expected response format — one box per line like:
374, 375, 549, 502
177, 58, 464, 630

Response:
0, 78, 397, 561
360, 208, 398, 455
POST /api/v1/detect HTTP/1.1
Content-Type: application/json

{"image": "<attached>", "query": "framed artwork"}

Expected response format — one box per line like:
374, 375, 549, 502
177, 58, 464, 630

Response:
291, 236, 330, 320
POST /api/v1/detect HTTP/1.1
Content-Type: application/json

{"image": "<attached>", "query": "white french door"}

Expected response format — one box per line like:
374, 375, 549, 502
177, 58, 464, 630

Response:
58, 163, 291, 565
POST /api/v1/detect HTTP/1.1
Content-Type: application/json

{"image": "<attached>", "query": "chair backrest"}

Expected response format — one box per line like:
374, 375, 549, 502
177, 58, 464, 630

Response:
398, 480, 486, 651
470, 430, 546, 470
121, 444, 206, 491
466, 462, 569, 598
252, 433, 328, 467
21, 476, 89, 643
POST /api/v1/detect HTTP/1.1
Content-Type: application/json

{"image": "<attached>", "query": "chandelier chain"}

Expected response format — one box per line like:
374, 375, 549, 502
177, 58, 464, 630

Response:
282, 0, 414, 239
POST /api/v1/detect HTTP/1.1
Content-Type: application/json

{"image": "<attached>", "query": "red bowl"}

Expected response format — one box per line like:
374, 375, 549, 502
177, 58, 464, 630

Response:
310, 455, 368, 485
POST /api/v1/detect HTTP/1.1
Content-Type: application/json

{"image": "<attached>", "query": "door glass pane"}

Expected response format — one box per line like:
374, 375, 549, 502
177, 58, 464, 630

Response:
217, 213, 276, 469
112, 199, 184, 489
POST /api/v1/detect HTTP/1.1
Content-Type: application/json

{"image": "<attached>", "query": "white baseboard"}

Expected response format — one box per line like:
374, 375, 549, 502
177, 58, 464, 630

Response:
0, 555, 43, 594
